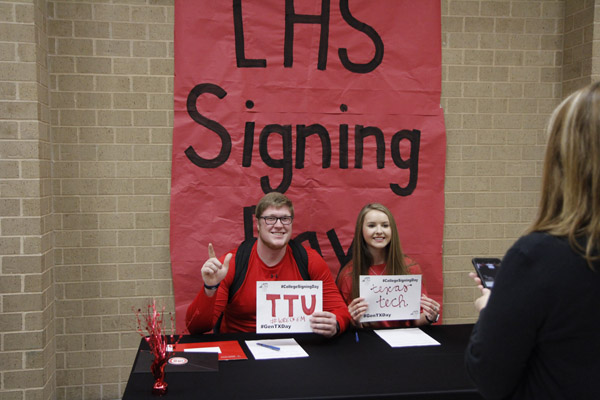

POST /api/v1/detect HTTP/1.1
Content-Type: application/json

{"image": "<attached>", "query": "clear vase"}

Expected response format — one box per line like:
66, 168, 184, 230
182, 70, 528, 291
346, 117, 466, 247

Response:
151, 355, 168, 395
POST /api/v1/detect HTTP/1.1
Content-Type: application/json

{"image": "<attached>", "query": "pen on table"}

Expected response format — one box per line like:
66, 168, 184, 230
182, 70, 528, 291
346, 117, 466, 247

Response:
256, 342, 280, 351
355, 331, 359, 343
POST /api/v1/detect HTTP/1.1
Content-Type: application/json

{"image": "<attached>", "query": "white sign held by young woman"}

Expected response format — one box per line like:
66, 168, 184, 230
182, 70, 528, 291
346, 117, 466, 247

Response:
359, 275, 422, 322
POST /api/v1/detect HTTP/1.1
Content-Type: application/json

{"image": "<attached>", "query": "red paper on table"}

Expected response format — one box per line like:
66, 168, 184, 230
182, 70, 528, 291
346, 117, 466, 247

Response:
171, 0, 445, 333
173, 341, 248, 361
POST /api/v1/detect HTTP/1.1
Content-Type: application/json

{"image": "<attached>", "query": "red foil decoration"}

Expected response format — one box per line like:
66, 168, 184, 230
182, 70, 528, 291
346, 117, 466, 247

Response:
150, 356, 168, 395
135, 300, 180, 396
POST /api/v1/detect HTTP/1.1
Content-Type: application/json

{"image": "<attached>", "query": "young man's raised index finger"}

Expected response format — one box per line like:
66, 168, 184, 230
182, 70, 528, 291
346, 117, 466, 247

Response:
208, 243, 216, 259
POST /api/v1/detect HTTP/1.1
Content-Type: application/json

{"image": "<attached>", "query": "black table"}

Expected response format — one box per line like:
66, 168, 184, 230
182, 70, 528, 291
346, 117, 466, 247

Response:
123, 324, 483, 399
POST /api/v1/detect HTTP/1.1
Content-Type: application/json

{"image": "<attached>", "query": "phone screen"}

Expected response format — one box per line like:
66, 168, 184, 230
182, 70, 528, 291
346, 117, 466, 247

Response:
472, 258, 501, 288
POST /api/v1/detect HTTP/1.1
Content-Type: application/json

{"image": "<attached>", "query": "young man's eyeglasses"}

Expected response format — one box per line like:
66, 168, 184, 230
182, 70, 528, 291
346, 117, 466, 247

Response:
260, 216, 293, 225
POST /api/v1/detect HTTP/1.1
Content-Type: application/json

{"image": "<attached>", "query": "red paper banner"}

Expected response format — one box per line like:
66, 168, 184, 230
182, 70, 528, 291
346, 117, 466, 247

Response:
172, 0, 445, 333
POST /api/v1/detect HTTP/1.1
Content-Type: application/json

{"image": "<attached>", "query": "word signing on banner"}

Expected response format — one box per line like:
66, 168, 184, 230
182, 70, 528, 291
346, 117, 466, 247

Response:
359, 275, 422, 322
256, 281, 323, 333
171, 0, 445, 333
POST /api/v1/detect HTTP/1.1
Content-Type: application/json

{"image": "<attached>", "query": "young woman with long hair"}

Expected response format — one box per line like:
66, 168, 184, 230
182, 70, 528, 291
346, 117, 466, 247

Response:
336, 203, 440, 328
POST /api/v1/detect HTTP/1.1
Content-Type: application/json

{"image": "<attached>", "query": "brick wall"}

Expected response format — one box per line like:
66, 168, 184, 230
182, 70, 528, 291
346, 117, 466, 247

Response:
0, 0, 597, 399
441, 0, 565, 322
1, 0, 55, 399
562, 0, 594, 95
594, 0, 600, 82
46, 1, 174, 399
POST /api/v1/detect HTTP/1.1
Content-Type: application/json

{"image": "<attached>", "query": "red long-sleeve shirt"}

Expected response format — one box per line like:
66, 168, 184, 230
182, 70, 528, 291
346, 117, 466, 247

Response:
186, 242, 351, 334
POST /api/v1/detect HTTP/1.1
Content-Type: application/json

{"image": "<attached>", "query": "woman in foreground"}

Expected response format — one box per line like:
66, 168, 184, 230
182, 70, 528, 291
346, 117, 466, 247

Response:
465, 82, 600, 399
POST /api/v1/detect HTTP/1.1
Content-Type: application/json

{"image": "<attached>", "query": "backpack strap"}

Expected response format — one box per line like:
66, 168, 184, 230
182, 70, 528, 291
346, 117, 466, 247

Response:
214, 238, 310, 333
228, 238, 309, 303
288, 239, 310, 280
228, 238, 257, 303
214, 238, 256, 333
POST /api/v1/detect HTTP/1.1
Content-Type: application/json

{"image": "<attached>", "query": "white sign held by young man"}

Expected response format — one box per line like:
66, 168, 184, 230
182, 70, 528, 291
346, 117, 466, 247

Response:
359, 275, 422, 322
256, 281, 323, 333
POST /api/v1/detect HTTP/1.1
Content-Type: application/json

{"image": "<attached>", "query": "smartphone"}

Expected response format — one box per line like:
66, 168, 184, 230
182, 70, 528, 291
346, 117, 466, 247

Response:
471, 258, 501, 289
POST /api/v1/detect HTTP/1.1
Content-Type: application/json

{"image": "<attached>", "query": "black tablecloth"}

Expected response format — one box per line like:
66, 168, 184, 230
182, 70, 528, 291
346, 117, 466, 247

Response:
123, 324, 483, 399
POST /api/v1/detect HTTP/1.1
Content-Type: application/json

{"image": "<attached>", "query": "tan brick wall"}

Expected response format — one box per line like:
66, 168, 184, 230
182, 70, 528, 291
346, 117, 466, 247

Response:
46, 1, 174, 399
594, 0, 600, 81
442, 0, 568, 323
1, 0, 55, 399
563, 0, 594, 95
1, 0, 599, 399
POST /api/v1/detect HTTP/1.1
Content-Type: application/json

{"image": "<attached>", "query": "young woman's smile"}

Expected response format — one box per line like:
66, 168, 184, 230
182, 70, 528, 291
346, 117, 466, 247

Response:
362, 210, 392, 252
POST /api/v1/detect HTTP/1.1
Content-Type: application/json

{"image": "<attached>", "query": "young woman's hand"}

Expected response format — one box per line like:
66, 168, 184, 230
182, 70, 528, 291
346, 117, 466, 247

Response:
348, 297, 369, 326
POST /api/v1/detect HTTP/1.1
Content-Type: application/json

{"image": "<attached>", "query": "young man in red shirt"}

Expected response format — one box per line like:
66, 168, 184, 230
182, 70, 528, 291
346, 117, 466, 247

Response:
186, 192, 351, 337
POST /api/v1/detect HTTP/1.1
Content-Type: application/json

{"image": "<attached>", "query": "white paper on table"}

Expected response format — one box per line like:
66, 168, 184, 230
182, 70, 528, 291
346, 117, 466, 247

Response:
375, 328, 440, 348
359, 275, 422, 322
183, 347, 221, 353
245, 338, 309, 360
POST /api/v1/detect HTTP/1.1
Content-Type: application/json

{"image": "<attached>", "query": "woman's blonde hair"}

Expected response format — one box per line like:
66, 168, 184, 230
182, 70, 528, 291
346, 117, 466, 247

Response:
346, 203, 409, 299
529, 82, 600, 268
